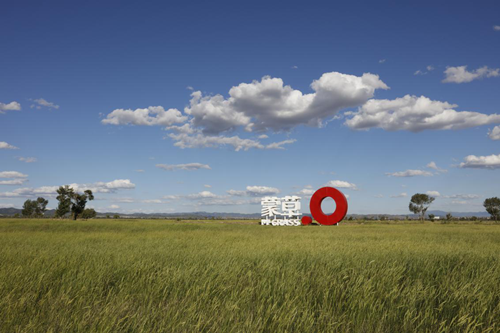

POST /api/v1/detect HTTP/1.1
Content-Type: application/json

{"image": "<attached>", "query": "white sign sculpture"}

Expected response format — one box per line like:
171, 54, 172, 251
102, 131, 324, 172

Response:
261, 196, 302, 226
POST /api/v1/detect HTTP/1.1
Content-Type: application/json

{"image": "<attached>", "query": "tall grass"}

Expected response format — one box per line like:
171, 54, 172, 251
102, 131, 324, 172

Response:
0, 219, 499, 332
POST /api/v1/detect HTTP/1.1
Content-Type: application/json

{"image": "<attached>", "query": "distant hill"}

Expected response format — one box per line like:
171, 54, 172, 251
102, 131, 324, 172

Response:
0, 208, 490, 219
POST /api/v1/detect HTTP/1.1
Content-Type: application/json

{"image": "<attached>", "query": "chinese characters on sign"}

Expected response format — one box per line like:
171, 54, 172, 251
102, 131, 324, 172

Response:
261, 196, 302, 226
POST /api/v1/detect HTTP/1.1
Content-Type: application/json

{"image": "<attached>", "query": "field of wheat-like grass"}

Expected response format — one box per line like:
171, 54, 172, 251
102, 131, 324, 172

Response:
0, 218, 499, 332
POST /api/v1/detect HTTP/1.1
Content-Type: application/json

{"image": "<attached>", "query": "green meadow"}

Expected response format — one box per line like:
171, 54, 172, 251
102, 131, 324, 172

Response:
0, 219, 499, 332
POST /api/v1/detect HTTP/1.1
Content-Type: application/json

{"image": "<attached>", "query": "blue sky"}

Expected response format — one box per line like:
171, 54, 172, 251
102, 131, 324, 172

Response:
1, 0, 500, 215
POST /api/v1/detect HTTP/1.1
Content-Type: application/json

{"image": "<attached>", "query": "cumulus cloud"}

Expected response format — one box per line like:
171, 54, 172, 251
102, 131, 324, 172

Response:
494, 26, 500, 31
414, 66, 435, 76
444, 194, 479, 200
185, 72, 388, 134
0, 101, 21, 113
0, 171, 28, 178
31, 98, 59, 110
386, 169, 433, 177
167, 129, 296, 151
142, 199, 162, 204
427, 161, 447, 173
390, 192, 407, 198
426, 191, 441, 197
187, 191, 218, 199
17, 157, 37, 163
0, 179, 28, 185
156, 163, 211, 171
379, 59, 386, 64
459, 153, 500, 169
109, 205, 120, 210
246, 186, 280, 196
443, 66, 500, 83
0, 179, 135, 198
325, 180, 358, 190
226, 189, 246, 196
0, 142, 19, 150
345, 95, 500, 132
102, 106, 188, 126
488, 126, 500, 140
102, 71, 388, 151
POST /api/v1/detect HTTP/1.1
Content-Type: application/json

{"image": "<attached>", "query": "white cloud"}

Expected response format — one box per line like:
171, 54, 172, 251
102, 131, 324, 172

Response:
459, 153, 500, 169
414, 70, 426, 76
0, 171, 28, 178
109, 205, 120, 210
186, 86, 194, 90
291, 65, 298, 69
386, 169, 433, 177
142, 199, 162, 204
444, 194, 479, 200
32, 98, 59, 110
246, 186, 280, 196
204, 184, 211, 188
0, 101, 21, 113
167, 131, 296, 151
488, 126, 500, 140
427, 65, 435, 71
0, 179, 135, 198
136, 169, 145, 172
18, 157, 37, 163
156, 163, 211, 171
226, 189, 247, 196
494, 26, 500, 31
426, 161, 447, 173
102, 106, 188, 126
325, 180, 358, 190
0, 203, 14, 208
187, 191, 218, 199
390, 192, 407, 198
185, 72, 388, 134
258, 134, 268, 139
0, 142, 19, 150
426, 191, 441, 197
345, 95, 500, 132
379, 59, 386, 63
442, 66, 500, 84
0, 179, 28, 185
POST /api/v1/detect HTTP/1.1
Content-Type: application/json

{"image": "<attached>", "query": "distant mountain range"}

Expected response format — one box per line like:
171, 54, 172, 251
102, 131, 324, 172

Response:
0, 208, 491, 219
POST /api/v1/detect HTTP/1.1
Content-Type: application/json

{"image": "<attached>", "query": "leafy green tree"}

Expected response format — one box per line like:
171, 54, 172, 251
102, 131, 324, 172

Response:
22, 200, 35, 217
409, 193, 435, 222
55, 186, 95, 220
81, 208, 97, 219
446, 213, 453, 222
34, 197, 48, 217
428, 214, 435, 222
113, 214, 120, 219
55, 185, 73, 218
70, 190, 94, 220
483, 197, 500, 221
21, 197, 48, 218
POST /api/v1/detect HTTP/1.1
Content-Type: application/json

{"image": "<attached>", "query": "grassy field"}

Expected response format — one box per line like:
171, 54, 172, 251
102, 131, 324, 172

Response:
0, 219, 499, 332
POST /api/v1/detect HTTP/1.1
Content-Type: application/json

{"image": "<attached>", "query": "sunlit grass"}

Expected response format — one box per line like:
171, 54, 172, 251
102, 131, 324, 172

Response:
1, 219, 499, 332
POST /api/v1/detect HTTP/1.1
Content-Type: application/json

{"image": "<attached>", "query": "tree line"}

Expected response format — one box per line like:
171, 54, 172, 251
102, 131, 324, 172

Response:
409, 194, 500, 221
21, 185, 96, 220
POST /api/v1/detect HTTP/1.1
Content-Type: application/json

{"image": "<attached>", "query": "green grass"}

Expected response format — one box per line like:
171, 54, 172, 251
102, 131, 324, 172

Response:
1, 219, 499, 332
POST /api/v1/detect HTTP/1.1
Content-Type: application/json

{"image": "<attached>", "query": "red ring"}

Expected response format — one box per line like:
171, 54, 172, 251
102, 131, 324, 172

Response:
309, 187, 348, 225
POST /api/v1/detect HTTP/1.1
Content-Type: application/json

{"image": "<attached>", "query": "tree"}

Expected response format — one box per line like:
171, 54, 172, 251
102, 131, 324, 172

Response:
70, 190, 94, 220
428, 214, 435, 222
484, 197, 500, 221
55, 186, 94, 220
21, 197, 48, 218
81, 208, 97, 219
409, 193, 435, 222
55, 185, 73, 218
22, 200, 35, 217
113, 214, 120, 219
34, 197, 48, 217
446, 213, 453, 222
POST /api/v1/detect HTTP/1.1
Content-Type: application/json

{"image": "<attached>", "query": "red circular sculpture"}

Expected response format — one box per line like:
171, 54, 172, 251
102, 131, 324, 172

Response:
307, 187, 348, 225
